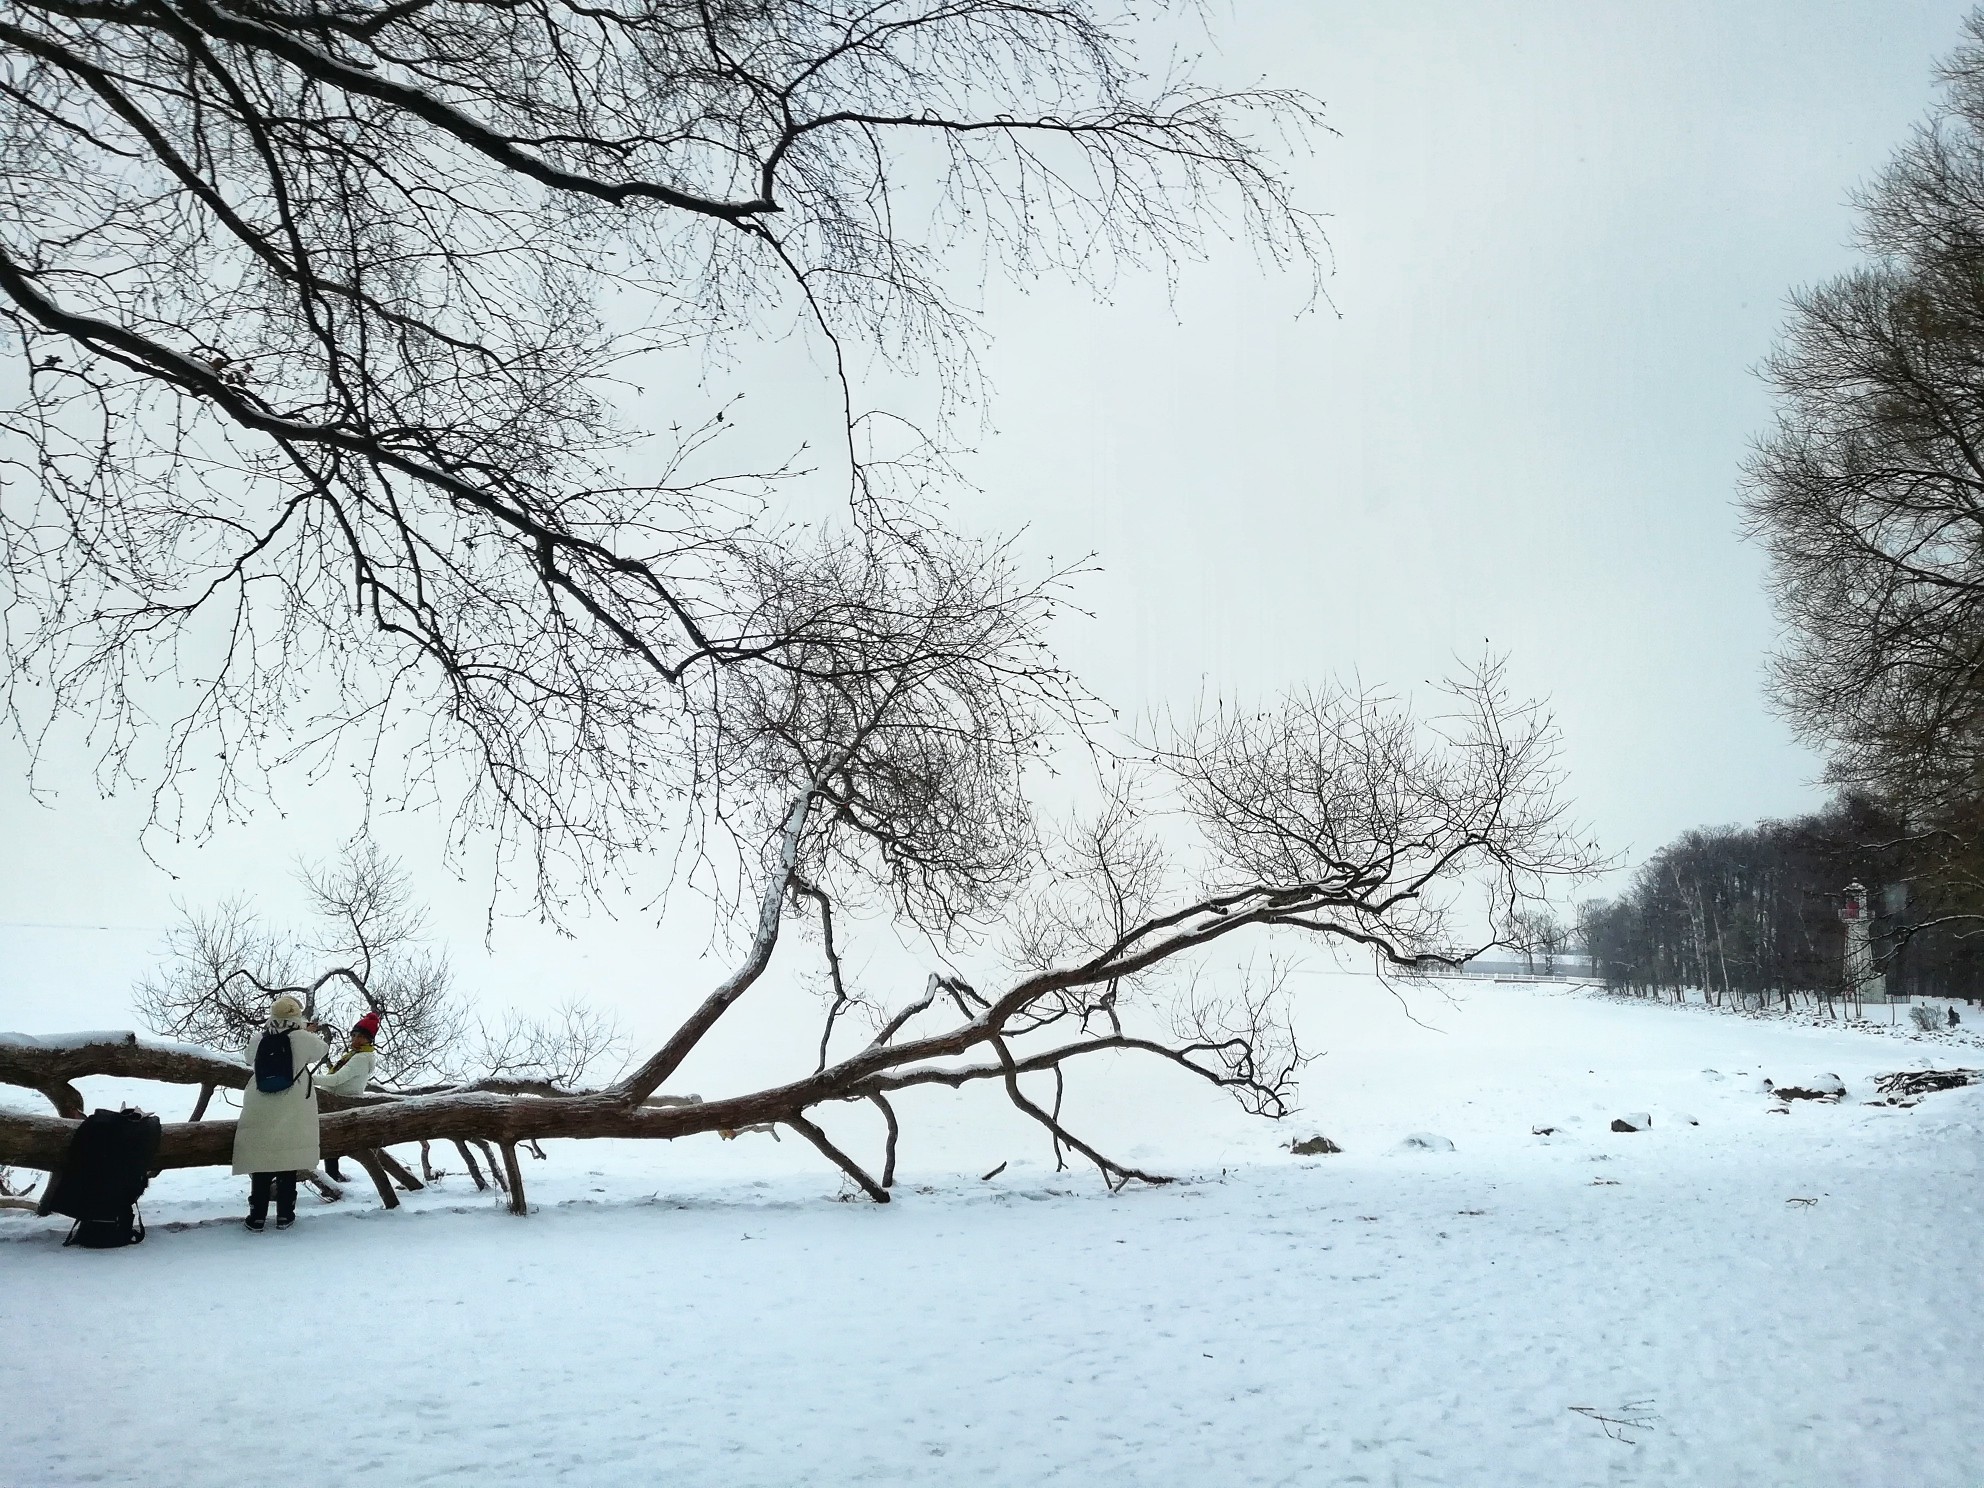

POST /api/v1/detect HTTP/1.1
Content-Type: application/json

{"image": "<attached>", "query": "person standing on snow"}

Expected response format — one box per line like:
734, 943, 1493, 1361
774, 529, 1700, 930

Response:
233, 994, 328, 1232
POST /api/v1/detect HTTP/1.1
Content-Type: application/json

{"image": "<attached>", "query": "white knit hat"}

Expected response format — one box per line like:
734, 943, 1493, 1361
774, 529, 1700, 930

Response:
269, 995, 304, 1022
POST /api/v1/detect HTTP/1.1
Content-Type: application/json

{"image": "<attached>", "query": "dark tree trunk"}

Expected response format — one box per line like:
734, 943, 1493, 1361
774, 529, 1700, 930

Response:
500, 1142, 527, 1215
453, 1139, 489, 1191
476, 1139, 508, 1194
351, 1149, 400, 1210
374, 1148, 424, 1192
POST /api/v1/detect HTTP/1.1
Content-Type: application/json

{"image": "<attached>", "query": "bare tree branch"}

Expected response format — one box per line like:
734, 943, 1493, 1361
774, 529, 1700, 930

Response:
0, 0, 1322, 908
786, 1110, 889, 1203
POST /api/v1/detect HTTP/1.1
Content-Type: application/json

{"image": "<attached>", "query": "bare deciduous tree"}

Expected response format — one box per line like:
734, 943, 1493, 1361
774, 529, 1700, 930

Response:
136, 841, 621, 1092
0, 3, 1605, 1209
1746, 13, 1984, 853
2, 652, 1597, 1205
0, 0, 1322, 900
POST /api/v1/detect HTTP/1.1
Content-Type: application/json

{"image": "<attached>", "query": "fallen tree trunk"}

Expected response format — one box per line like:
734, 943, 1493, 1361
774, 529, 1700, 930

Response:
0, 1032, 250, 1104
0, 1032, 712, 1177
2, 1083, 791, 1172
0, 646, 1594, 1212
0, 861, 1397, 1195
0, 1002, 1257, 1191
0, 1022, 952, 1179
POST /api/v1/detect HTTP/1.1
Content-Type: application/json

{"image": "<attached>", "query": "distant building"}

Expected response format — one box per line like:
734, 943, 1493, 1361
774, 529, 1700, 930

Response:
1430, 953, 1596, 980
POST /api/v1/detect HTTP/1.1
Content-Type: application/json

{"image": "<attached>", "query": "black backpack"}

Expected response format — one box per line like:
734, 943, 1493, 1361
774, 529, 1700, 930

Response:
254, 1028, 297, 1092
38, 1107, 162, 1249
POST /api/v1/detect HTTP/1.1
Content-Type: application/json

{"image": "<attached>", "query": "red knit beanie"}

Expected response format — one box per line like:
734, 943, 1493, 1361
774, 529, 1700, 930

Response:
352, 1010, 382, 1042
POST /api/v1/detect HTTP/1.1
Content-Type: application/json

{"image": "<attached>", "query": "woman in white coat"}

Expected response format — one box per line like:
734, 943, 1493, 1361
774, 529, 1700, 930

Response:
316, 1009, 380, 1099
233, 995, 328, 1231
312, 1009, 381, 1184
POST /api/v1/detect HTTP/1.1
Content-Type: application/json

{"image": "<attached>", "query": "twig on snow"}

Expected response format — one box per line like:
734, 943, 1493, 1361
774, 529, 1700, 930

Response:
1569, 1402, 1658, 1444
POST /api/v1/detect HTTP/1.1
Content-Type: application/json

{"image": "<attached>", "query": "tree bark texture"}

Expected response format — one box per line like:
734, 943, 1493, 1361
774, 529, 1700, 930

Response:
453, 1140, 488, 1191
500, 1142, 527, 1216
352, 1149, 399, 1210
375, 1148, 424, 1192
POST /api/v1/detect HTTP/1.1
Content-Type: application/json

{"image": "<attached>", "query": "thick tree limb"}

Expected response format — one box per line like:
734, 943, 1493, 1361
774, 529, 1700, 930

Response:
351, 1149, 399, 1210
869, 1093, 900, 1189
453, 1139, 489, 1191
374, 1148, 424, 1192
989, 1034, 1171, 1193
611, 789, 817, 1103
787, 1113, 889, 1204
868, 973, 950, 1050
500, 1142, 527, 1215
36, 1082, 84, 1120
477, 1140, 508, 1195
0, 1031, 248, 1095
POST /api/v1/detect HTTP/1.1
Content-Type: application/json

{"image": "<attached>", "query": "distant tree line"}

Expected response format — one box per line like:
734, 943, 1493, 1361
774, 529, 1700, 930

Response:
1576, 794, 1984, 1006
1741, 11, 1984, 968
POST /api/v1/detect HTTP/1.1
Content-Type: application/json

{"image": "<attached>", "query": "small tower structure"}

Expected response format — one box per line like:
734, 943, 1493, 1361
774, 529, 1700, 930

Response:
1840, 882, 1886, 1003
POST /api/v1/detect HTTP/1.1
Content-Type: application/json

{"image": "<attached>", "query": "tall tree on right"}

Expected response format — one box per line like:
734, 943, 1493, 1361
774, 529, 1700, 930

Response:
1746, 10, 1984, 911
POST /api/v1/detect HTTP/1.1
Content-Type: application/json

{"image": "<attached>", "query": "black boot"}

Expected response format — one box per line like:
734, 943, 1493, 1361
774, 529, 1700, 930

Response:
247, 1171, 273, 1231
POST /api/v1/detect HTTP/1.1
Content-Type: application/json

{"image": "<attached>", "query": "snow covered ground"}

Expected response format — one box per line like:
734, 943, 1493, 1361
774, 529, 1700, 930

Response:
8, 977, 1984, 1486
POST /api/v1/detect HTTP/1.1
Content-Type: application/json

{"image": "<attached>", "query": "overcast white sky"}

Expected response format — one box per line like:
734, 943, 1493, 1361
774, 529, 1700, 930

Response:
4, 0, 1978, 1045
969, 0, 1978, 872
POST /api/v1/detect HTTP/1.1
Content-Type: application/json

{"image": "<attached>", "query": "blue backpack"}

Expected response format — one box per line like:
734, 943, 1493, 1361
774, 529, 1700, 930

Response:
253, 1029, 297, 1093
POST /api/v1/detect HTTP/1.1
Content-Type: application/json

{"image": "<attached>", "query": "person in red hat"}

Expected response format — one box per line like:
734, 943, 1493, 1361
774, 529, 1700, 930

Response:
311, 1010, 380, 1186
316, 1010, 380, 1099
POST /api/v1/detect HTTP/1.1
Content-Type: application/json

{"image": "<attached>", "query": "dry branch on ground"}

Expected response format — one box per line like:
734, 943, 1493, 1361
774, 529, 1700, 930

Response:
1873, 1067, 1984, 1098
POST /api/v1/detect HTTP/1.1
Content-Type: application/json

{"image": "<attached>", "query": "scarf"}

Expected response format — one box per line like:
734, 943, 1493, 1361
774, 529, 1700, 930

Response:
327, 1038, 374, 1075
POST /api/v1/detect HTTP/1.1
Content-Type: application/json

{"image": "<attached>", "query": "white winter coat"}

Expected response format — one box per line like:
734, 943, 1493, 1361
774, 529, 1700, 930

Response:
231, 1020, 329, 1175
315, 1047, 376, 1099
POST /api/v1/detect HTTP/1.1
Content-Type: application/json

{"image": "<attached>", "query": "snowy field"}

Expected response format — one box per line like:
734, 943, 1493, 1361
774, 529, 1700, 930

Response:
8, 976, 1984, 1487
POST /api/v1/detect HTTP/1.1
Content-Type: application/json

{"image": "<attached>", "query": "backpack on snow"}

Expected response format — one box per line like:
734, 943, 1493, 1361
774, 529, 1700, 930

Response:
254, 1028, 298, 1092
37, 1107, 161, 1249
